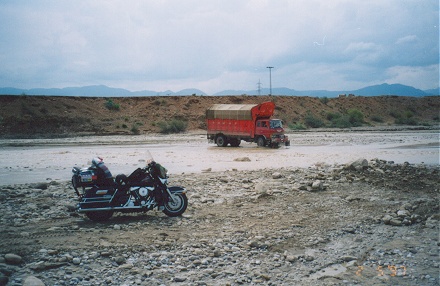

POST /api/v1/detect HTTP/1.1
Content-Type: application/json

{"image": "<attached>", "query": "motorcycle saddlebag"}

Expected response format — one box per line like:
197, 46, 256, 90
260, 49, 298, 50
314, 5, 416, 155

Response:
75, 169, 98, 187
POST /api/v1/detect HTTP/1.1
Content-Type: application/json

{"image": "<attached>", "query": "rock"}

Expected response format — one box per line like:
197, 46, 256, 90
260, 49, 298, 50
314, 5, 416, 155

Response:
30, 183, 49, 190
311, 180, 323, 190
397, 209, 410, 218
382, 214, 393, 224
0, 275, 8, 286
254, 182, 269, 194
174, 276, 187, 282
23, 276, 45, 286
4, 254, 22, 265
72, 257, 81, 265
234, 157, 251, 162
346, 158, 368, 171
389, 218, 403, 226
114, 256, 126, 265
425, 216, 438, 228
340, 255, 358, 262
272, 172, 282, 179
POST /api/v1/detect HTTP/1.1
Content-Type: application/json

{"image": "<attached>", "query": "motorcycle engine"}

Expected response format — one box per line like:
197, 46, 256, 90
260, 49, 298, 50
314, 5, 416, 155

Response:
138, 187, 149, 198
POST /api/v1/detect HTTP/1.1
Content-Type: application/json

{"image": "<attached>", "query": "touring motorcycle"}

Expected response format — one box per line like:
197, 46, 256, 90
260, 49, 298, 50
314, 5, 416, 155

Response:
71, 152, 188, 221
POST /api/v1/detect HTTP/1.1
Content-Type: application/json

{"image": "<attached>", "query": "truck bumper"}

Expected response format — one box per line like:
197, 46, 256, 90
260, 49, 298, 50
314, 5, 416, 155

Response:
271, 135, 289, 146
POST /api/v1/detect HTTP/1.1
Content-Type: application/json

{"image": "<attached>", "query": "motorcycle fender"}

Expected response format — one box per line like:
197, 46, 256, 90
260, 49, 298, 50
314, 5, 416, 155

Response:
168, 186, 186, 194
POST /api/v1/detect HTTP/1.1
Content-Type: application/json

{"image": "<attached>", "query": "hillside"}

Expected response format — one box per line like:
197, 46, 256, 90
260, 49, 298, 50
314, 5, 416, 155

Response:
0, 95, 439, 138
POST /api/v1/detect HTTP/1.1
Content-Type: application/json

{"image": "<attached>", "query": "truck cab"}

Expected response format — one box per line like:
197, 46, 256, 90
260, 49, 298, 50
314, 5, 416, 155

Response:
255, 119, 289, 147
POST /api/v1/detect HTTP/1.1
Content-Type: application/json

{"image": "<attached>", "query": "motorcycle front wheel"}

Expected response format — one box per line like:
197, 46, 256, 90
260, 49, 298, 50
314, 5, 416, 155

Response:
163, 193, 188, 217
85, 210, 114, 222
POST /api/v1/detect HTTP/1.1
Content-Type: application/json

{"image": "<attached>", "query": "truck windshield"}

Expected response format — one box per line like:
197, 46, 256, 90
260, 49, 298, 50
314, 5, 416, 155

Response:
270, 120, 283, 129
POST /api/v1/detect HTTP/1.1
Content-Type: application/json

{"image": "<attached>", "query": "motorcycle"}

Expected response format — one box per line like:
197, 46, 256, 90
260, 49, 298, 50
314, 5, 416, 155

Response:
71, 152, 188, 221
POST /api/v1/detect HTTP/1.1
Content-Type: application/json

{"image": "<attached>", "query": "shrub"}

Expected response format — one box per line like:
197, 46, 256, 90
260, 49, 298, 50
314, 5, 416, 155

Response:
304, 112, 324, 128
370, 115, 384, 123
157, 119, 188, 134
289, 122, 307, 130
389, 110, 400, 118
326, 112, 341, 121
319, 97, 329, 105
347, 109, 364, 126
131, 124, 140, 134
395, 117, 418, 125
153, 99, 167, 106
330, 115, 352, 128
394, 110, 418, 125
105, 99, 120, 111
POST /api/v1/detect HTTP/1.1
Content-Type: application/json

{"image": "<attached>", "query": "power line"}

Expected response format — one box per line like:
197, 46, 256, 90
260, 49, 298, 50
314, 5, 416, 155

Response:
257, 79, 262, 96
266, 66, 274, 95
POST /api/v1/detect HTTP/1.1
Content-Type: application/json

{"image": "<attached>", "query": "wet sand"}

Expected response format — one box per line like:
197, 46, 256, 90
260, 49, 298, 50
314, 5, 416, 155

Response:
0, 130, 438, 185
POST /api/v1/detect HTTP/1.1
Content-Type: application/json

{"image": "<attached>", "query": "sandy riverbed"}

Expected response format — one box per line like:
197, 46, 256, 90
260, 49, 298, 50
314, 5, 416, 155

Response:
0, 129, 438, 186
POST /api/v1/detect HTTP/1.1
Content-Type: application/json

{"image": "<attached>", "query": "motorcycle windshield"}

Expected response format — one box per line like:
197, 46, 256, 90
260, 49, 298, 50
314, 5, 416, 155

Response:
145, 150, 154, 165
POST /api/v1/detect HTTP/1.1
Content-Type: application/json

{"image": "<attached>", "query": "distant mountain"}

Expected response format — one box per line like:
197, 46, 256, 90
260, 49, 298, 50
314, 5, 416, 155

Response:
0, 83, 435, 97
0, 85, 207, 97
424, 88, 440, 95
353, 83, 428, 96
214, 84, 431, 97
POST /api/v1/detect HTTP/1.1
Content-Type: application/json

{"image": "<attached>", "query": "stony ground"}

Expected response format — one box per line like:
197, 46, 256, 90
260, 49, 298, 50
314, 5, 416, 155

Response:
0, 158, 438, 286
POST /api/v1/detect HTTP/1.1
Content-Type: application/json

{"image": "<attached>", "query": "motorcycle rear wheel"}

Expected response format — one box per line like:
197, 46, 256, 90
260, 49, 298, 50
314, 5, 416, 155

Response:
85, 210, 114, 222
163, 193, 188, 217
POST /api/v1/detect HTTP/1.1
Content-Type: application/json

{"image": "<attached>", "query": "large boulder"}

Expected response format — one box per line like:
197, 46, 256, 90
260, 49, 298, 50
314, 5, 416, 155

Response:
346, 158, 368, 171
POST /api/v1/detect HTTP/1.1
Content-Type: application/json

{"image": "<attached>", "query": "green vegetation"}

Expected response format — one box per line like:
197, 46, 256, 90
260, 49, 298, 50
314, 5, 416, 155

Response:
105, 99, 120, 111
131, 124, 140, 134
297, 109, 365, 129
153, 99, 168, 106
304, 112, 325, 128
21, 102, 36, 116
319, 97, 329, 105
370, 115, 384, 123
288, 122, 307, 130
157, 119, 188, 134
393, 110, 418, 125
329, 114, 352, 128
346, 109, 364, 127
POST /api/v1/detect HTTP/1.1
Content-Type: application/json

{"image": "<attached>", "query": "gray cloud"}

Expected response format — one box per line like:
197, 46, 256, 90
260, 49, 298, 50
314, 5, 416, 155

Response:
0, 0, 438, 93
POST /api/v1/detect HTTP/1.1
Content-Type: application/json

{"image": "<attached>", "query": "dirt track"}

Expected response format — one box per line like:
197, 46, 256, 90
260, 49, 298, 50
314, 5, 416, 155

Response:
0, 130, 439, 285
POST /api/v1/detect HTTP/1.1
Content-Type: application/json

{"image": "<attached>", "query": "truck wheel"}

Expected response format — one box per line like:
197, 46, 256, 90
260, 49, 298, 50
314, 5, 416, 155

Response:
230, 138, 240, 147
271, 142, 280, 148
216, 135, 227, 147
257, 137, 266, 147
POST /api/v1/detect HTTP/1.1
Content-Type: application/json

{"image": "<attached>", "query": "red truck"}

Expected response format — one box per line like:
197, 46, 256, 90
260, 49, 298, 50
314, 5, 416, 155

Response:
206, 101, 290, 148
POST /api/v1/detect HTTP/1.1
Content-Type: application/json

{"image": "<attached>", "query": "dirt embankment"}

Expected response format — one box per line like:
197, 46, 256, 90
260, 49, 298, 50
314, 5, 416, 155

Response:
0, 95, 439, 137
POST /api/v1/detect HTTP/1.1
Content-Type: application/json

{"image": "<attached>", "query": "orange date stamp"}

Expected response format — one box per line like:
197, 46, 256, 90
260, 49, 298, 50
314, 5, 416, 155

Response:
356, 265, 407, 277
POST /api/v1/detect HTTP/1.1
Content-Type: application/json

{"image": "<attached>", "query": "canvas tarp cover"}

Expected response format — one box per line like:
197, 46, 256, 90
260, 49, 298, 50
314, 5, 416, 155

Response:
206, 104, 257, 120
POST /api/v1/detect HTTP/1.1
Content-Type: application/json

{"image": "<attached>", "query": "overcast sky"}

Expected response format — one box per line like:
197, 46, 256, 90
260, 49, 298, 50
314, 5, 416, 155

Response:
0, 0, 438, 94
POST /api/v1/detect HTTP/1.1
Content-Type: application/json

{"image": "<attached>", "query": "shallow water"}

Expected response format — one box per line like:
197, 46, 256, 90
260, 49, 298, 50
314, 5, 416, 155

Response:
0, 130, 438, 185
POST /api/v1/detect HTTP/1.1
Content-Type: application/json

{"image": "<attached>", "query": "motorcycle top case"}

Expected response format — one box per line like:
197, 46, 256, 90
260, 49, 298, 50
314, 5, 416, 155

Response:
73, 168, 98, 187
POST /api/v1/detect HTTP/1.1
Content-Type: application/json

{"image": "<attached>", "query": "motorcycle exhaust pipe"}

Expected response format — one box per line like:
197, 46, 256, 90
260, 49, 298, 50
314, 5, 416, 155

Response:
77, 205, 144, 213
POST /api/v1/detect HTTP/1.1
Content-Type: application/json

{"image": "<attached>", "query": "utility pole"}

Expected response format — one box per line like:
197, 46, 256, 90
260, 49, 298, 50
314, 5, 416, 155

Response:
266, 66, 274, 95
